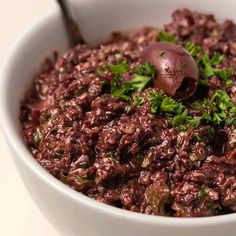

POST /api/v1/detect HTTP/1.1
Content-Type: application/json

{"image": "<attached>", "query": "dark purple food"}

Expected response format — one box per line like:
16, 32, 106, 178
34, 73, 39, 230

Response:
142, 42, 199, 100
20, 8, 236, 217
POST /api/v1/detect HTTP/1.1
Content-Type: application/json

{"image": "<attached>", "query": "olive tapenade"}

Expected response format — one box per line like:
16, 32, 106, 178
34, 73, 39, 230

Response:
21, 8, 236, 217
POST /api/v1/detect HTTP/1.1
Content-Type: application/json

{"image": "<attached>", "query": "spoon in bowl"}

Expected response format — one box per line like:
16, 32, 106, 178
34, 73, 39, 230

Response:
56, 0, 84, 47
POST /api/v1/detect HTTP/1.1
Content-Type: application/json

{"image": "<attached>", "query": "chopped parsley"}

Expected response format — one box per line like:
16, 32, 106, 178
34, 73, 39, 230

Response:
184, 41, 233, 85
148, 90, 165, 113
131, 74, 153, 92
226, 79, 233, 87
108, 60, 129, 77
188, 117, 202, 128
133, 96, 145, 106
148, 90, 185, 115
107, 44, 235, 130
207, 201, 216, 210
135, 62, 156, 78
212, 90, 236, 125
79, 163, 89, 169
149, 89, 236, 129
109, 60, 129, 98
161, 97, 184, 114
111, 82, 133, 101
171, 109, 188, 127
190, 90, 236, 126
158, 31, 176, 43
109, 61, 155, 101
198, 185, 208, 201
148, 90, 190, 130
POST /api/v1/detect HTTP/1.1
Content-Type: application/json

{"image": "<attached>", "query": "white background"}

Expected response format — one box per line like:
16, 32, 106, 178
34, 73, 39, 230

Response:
0, 1, 60, 235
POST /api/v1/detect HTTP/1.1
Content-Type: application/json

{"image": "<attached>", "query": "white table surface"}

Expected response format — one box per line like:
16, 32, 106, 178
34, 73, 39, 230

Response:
0, 1, 60, 235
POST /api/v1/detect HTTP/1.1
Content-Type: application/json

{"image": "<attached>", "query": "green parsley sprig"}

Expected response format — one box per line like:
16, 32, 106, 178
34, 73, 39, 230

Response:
158, 31, 177, 43
148, 89, 236, 129
191, 90, 236, 126
184, 41, 233, 85
108, 61, 155, 101
133, 96, 145, 106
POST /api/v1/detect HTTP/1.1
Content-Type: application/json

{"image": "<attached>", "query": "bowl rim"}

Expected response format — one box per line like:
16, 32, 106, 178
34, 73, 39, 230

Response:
1, 6, 236, 227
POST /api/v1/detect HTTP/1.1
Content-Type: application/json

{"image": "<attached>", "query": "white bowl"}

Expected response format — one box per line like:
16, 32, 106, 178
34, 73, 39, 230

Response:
1, 0, 236, 235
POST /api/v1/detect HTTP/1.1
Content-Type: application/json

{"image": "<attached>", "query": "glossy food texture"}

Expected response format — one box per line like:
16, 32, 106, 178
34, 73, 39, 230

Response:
20, 8, 236, 217
142, 42, 199, 100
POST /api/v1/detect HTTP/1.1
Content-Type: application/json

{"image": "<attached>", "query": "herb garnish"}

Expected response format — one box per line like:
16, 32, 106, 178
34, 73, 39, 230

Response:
226, 79, 233, 87
198, 185, 208, 201
135, 62, 156, 78
184, 41, 233, 85
148, 91, 185, 114
191, 90, 236, 126
171, 109, 187, 124
108, 60, 129, 97
79, 163, 89, 169
158, 31, 176, 43
133, 96, 145, 106
109, 61, 155, 101
148, 90, 189, 129
149, 89, 236, 129
207, 201, 216, 210
148, 90, 165, 113
108, 60, 129, 77
161, 97, 184, 114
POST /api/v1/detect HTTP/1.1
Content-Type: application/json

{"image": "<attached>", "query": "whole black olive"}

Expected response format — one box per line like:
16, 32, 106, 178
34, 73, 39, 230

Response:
142, 42, 199, 100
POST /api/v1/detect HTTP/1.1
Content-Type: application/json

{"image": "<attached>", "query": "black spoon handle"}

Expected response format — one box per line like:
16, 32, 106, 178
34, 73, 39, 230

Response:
56, 0, 84, 47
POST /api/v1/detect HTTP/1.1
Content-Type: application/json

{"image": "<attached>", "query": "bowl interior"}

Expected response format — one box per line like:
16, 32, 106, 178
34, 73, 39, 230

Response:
74, 0, 236, 45
1, 0, 236, 226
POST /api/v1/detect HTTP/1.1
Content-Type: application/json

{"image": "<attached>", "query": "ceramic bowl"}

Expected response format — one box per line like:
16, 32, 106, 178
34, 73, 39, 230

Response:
1, 0, 236, 235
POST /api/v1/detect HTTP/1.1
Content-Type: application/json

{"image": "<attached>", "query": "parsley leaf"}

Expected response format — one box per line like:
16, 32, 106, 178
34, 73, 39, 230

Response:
172, 110, 189, 126
226, 79, 233, 87
211, 52, 224, 65
135, 62, 156, 78
158, 31, 176, 43
184, 41, 232, 84
184, 41, 202, 58
133, 96, 145, 106
161, 97, 184, 114
212, 90, 236, 114
111, 83, 133, 101
108, 60, 128, 77
198, 185, 208, 201
148, 90, 165, 113
149, 88, 236, 129
109, 61, 154, 101
214, 68, 232, 80
190, 90, 236, 127
131, 74, 152, 92
109, 60, 129, 96
188, 117, 202, 128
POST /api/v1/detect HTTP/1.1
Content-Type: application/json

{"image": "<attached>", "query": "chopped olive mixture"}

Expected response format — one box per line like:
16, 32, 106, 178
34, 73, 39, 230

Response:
21, 8, 236, 217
